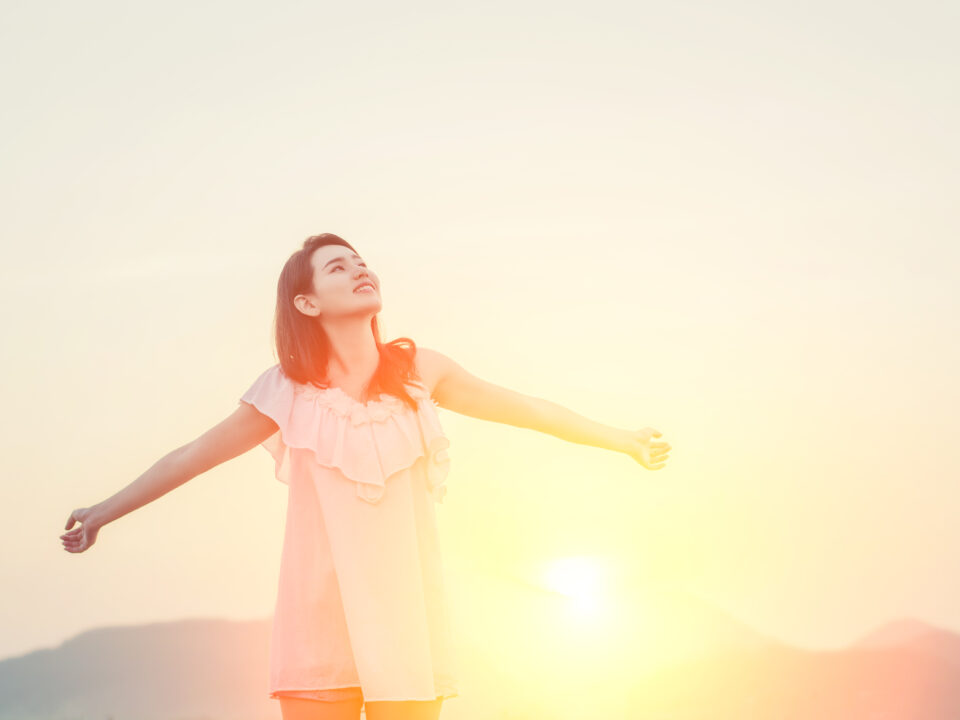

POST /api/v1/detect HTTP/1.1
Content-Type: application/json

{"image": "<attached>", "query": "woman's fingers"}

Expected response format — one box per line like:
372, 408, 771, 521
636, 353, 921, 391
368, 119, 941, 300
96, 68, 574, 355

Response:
624, 430, 671, 470
642, 447, 670, 469
60, 520, 92, 552
60, 530, 82, 546
61, 508, 99, 552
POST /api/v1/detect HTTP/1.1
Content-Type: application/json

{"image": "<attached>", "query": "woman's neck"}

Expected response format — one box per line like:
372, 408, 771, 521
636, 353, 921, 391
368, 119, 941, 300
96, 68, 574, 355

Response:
322, 319, 380, 398
323, 317, 378, 368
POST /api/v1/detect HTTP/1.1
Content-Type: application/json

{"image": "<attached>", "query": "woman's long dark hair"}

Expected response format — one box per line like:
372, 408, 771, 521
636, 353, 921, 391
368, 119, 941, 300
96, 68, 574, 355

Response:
273, 233, 423, 411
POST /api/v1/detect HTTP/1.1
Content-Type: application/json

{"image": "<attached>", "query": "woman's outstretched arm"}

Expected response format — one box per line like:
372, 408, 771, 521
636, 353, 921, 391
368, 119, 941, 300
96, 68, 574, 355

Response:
61, 402, 279, 553
418, 347, 671, 470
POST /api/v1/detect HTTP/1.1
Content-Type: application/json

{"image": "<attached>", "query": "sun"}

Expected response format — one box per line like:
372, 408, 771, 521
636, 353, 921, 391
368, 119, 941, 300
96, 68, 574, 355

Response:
541, 555, 611, 619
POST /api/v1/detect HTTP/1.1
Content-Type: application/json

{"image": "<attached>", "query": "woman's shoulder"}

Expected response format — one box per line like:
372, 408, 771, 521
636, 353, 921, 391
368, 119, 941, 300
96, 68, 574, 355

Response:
412, 346, 453, 399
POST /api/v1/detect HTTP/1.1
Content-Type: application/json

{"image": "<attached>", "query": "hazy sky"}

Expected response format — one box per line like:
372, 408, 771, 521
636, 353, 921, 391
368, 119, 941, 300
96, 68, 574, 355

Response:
1, 0, 957, 666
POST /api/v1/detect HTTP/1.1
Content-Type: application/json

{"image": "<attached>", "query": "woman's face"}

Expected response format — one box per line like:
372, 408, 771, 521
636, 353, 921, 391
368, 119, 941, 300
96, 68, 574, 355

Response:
296, 245, 381, 319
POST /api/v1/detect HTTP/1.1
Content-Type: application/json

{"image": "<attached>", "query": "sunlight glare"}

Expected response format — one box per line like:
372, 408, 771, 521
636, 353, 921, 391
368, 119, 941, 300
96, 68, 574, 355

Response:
541, 555, 612, 621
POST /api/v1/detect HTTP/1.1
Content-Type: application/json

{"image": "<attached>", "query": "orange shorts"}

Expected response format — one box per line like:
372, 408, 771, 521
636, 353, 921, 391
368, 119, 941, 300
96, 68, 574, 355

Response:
273, 686, 364, 702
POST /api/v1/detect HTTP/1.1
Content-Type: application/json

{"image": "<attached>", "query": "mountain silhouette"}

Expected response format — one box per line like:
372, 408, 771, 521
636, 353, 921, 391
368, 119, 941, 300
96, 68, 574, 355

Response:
628, 617, 960, 720
2, 581, 959, 720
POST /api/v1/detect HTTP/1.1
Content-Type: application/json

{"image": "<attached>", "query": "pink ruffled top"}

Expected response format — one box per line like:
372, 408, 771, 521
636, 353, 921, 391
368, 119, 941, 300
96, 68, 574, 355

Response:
239, 364, 459, 703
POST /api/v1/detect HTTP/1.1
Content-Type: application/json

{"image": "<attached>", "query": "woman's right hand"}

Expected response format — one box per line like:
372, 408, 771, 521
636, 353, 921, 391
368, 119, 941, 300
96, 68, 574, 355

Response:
56, 402, 279, 555
61, 507, 102, 553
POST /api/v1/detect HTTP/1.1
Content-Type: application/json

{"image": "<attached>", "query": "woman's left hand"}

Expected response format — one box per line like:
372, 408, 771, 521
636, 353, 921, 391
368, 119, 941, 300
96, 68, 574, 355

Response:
618, 427, 671, 471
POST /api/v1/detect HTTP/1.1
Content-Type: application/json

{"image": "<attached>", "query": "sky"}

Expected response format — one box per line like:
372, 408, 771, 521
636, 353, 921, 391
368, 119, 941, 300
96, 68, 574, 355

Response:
1, 0, 958, 673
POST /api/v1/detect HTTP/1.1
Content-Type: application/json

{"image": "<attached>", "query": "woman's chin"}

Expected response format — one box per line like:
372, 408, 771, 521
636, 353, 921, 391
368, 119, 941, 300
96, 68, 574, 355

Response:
357, 300, 382, 316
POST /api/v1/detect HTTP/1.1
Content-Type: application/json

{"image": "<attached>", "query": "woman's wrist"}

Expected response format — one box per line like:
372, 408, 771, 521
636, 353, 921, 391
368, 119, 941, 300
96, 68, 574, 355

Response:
608, 428, 632, 455
87, 501, 112, 529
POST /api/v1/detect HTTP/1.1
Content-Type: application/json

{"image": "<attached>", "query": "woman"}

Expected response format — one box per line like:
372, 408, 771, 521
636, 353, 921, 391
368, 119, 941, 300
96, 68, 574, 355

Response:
61, 233, 671, 720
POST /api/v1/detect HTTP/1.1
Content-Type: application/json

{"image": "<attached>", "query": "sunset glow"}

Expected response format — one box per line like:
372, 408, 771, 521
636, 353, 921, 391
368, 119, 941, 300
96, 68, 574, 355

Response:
6, 1, 957, 718
540, 555, 612, 621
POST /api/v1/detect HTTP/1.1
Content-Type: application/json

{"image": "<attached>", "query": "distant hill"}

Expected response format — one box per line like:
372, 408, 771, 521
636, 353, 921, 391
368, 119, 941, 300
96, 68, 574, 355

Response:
630, 618, 960, 720
0, 617, 274, 720
2, 586, 959, 720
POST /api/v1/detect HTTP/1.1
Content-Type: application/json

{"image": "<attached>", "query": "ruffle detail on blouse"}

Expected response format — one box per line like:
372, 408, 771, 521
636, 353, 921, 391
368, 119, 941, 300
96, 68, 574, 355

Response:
239, 364, 450, 504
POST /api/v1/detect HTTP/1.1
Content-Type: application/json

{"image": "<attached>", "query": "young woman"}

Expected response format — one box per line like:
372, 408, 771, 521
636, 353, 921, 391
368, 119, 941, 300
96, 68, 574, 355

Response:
61, 233, 671, 720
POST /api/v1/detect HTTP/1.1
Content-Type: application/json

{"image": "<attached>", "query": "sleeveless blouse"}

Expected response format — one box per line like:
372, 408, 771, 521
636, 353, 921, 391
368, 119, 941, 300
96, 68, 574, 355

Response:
239, 364, 459, 702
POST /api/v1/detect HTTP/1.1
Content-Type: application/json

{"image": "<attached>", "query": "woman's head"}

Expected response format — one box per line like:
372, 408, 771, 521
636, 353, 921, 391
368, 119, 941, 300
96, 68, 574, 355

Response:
293, 239, 382, 321
273, 233, 421, 408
